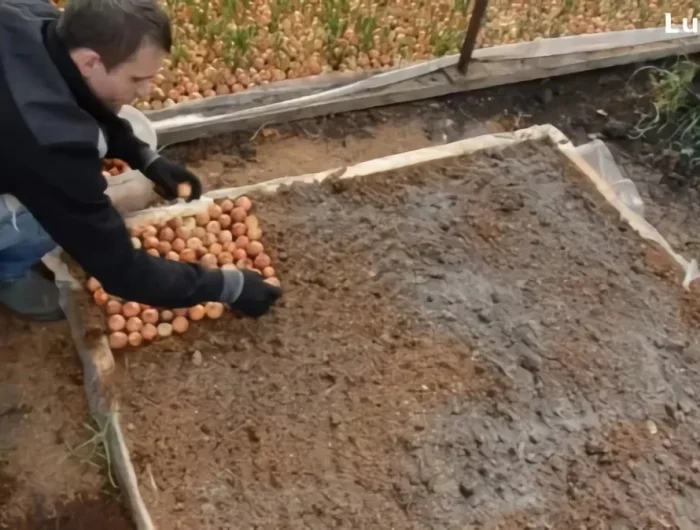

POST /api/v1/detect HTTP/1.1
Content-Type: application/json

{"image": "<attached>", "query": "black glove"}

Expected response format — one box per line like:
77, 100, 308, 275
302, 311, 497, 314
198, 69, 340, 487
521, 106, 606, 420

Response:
143, 156, 202, 202
221, 269, 282, 318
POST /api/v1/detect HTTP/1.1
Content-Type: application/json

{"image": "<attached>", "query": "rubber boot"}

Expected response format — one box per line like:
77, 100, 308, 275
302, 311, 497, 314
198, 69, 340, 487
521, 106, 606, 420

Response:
0, 269, 65, 322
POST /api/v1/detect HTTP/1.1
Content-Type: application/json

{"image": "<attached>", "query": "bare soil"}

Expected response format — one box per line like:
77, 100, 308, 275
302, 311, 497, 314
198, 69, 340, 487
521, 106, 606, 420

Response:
166, 59, 700, 266
0, 315, 133, 529
116, 140, 700, 529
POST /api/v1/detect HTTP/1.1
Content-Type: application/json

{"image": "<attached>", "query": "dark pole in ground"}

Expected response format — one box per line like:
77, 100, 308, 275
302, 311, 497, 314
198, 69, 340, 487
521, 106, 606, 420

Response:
457, 0, 489, 75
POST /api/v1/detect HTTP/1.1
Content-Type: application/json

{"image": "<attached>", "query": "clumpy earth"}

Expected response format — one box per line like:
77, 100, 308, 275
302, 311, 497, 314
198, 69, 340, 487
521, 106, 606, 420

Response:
116, 139, 700, 529
0, 316, 133, 529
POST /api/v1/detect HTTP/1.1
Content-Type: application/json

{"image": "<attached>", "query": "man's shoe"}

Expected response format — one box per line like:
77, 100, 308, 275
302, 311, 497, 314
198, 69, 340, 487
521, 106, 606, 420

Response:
0, 270, 65, 322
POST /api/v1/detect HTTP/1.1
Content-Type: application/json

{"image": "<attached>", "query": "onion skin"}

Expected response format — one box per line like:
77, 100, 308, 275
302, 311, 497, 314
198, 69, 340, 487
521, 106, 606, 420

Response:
108, 314, 126, 332
235, 196, 252, 212
106, 300, 123, 315
128, 331, 143, 347
220, 199, 234, 212
141, 323, 158, 341
122, 302, 141, 318
94, 289, 109, 305
157, 323, 173, 337
172, 316, 189, 333
109, 332, 128, 349
86, 277, 101, 292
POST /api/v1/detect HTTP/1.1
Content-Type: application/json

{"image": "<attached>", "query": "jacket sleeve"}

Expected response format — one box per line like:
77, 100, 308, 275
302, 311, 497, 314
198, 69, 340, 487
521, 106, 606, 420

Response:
13, 143, 224, 308
104, 115, 157, 171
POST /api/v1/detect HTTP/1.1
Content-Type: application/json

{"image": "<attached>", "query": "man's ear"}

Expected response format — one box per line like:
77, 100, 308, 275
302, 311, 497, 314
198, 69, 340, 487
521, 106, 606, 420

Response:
69, 48, 102, 77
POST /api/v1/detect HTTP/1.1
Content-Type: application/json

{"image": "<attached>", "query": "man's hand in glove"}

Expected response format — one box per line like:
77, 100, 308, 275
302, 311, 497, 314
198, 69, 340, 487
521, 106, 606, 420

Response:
220, 268, 282, 317
143, 156, 202, 202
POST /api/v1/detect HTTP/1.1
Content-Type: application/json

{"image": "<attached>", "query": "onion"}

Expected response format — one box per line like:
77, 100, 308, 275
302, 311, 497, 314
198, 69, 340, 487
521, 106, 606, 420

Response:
208, 203, 223, 219
253, 253, 270, 268
109, 332, 128, 349
188, 305, 205, 321
233, 248, 247, 261
209, 242, 223, 255
235, 235, 249, 250
247, 241, 264, 257
180, 249, 197, 262
167, 217, 184, 229
243, 215, 259, 230
265, 277, 281, 287
142, 308, 159, 324
122, 302, 141, 318
203, 232, 218, 247
200, 253, 218, 268
86, 277, 101, 292
218, 214, 232, 229
177, 182, 192, 199
173, 308, 189, 317
160, 310, 174, 322
128, 331, 142, 347
218, 230, 233, 244
144, 236, 159, 249
108, 314, 126, 331
193, 227, 207, 239
131, 237, 142, 249
94, 289, 109, 306
235, 196, 253, 212
206, 221, 221, 234
126, 317, 143, 332
157, 241, 172, 255
231, 223, 247, 237
247, 226, 262, 241
142, 226, 158, 238
220, 199, 234, 212
218, 252, 234, 265
106, 300, 123, 315
231, 207, 247, 223
186, 237, 203, 250
195, 212, 210, 226
205, 302, 225, 319
157, 322, 173, 337
141, 323, 158, 341
159, 227, 175, 242
166, 251, 180, 261
172, 316, 189, 333
172, 238, 186, 252
175, 227, 191, 241
146, 248, 159, 257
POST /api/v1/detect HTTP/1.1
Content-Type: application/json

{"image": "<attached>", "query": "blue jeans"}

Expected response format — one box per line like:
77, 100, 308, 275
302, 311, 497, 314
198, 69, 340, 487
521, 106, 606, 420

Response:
0, 195, 57, 281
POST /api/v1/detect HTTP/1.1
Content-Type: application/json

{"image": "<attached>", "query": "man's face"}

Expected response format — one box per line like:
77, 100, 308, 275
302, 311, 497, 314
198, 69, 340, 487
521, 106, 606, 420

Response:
71, 42, 166, 111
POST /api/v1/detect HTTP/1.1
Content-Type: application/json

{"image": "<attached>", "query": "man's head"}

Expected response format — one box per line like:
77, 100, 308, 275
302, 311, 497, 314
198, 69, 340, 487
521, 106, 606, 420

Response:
57, 0, 171, 111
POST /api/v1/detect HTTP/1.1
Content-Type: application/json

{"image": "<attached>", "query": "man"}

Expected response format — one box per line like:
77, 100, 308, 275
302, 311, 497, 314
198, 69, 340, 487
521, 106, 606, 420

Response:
0, 0, 282, 321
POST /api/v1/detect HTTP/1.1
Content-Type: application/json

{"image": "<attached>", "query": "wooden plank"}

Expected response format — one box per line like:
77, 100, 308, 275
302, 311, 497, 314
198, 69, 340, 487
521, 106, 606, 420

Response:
156, 37, 700, 146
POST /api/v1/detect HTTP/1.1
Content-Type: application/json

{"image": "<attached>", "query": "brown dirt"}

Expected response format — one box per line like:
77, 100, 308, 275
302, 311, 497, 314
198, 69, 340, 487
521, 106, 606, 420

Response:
0, 315, 133, 529
115, 140, 700, 528
164, 59, 700, 264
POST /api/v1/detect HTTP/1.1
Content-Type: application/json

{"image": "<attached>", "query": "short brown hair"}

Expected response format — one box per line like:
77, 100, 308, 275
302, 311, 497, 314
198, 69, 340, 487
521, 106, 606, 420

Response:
57, 0, 172, 70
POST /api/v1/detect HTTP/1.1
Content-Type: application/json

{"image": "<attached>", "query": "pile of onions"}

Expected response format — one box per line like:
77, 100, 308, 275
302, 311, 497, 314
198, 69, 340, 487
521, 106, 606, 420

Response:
86, 194, 281, 349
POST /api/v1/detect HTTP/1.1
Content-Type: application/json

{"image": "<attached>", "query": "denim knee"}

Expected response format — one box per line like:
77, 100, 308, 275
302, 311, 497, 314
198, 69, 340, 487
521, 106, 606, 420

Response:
0, 195, 57, 280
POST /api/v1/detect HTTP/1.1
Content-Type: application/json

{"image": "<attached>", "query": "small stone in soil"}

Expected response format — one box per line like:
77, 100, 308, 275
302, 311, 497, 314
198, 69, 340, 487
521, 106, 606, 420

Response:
519, 353, 542, 373
192, 350, 203, 366
458, 481, 475, 498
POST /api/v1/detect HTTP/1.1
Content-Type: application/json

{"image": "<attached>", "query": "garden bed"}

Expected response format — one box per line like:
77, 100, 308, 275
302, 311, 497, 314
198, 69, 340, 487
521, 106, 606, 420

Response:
112, 139, 700, 528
